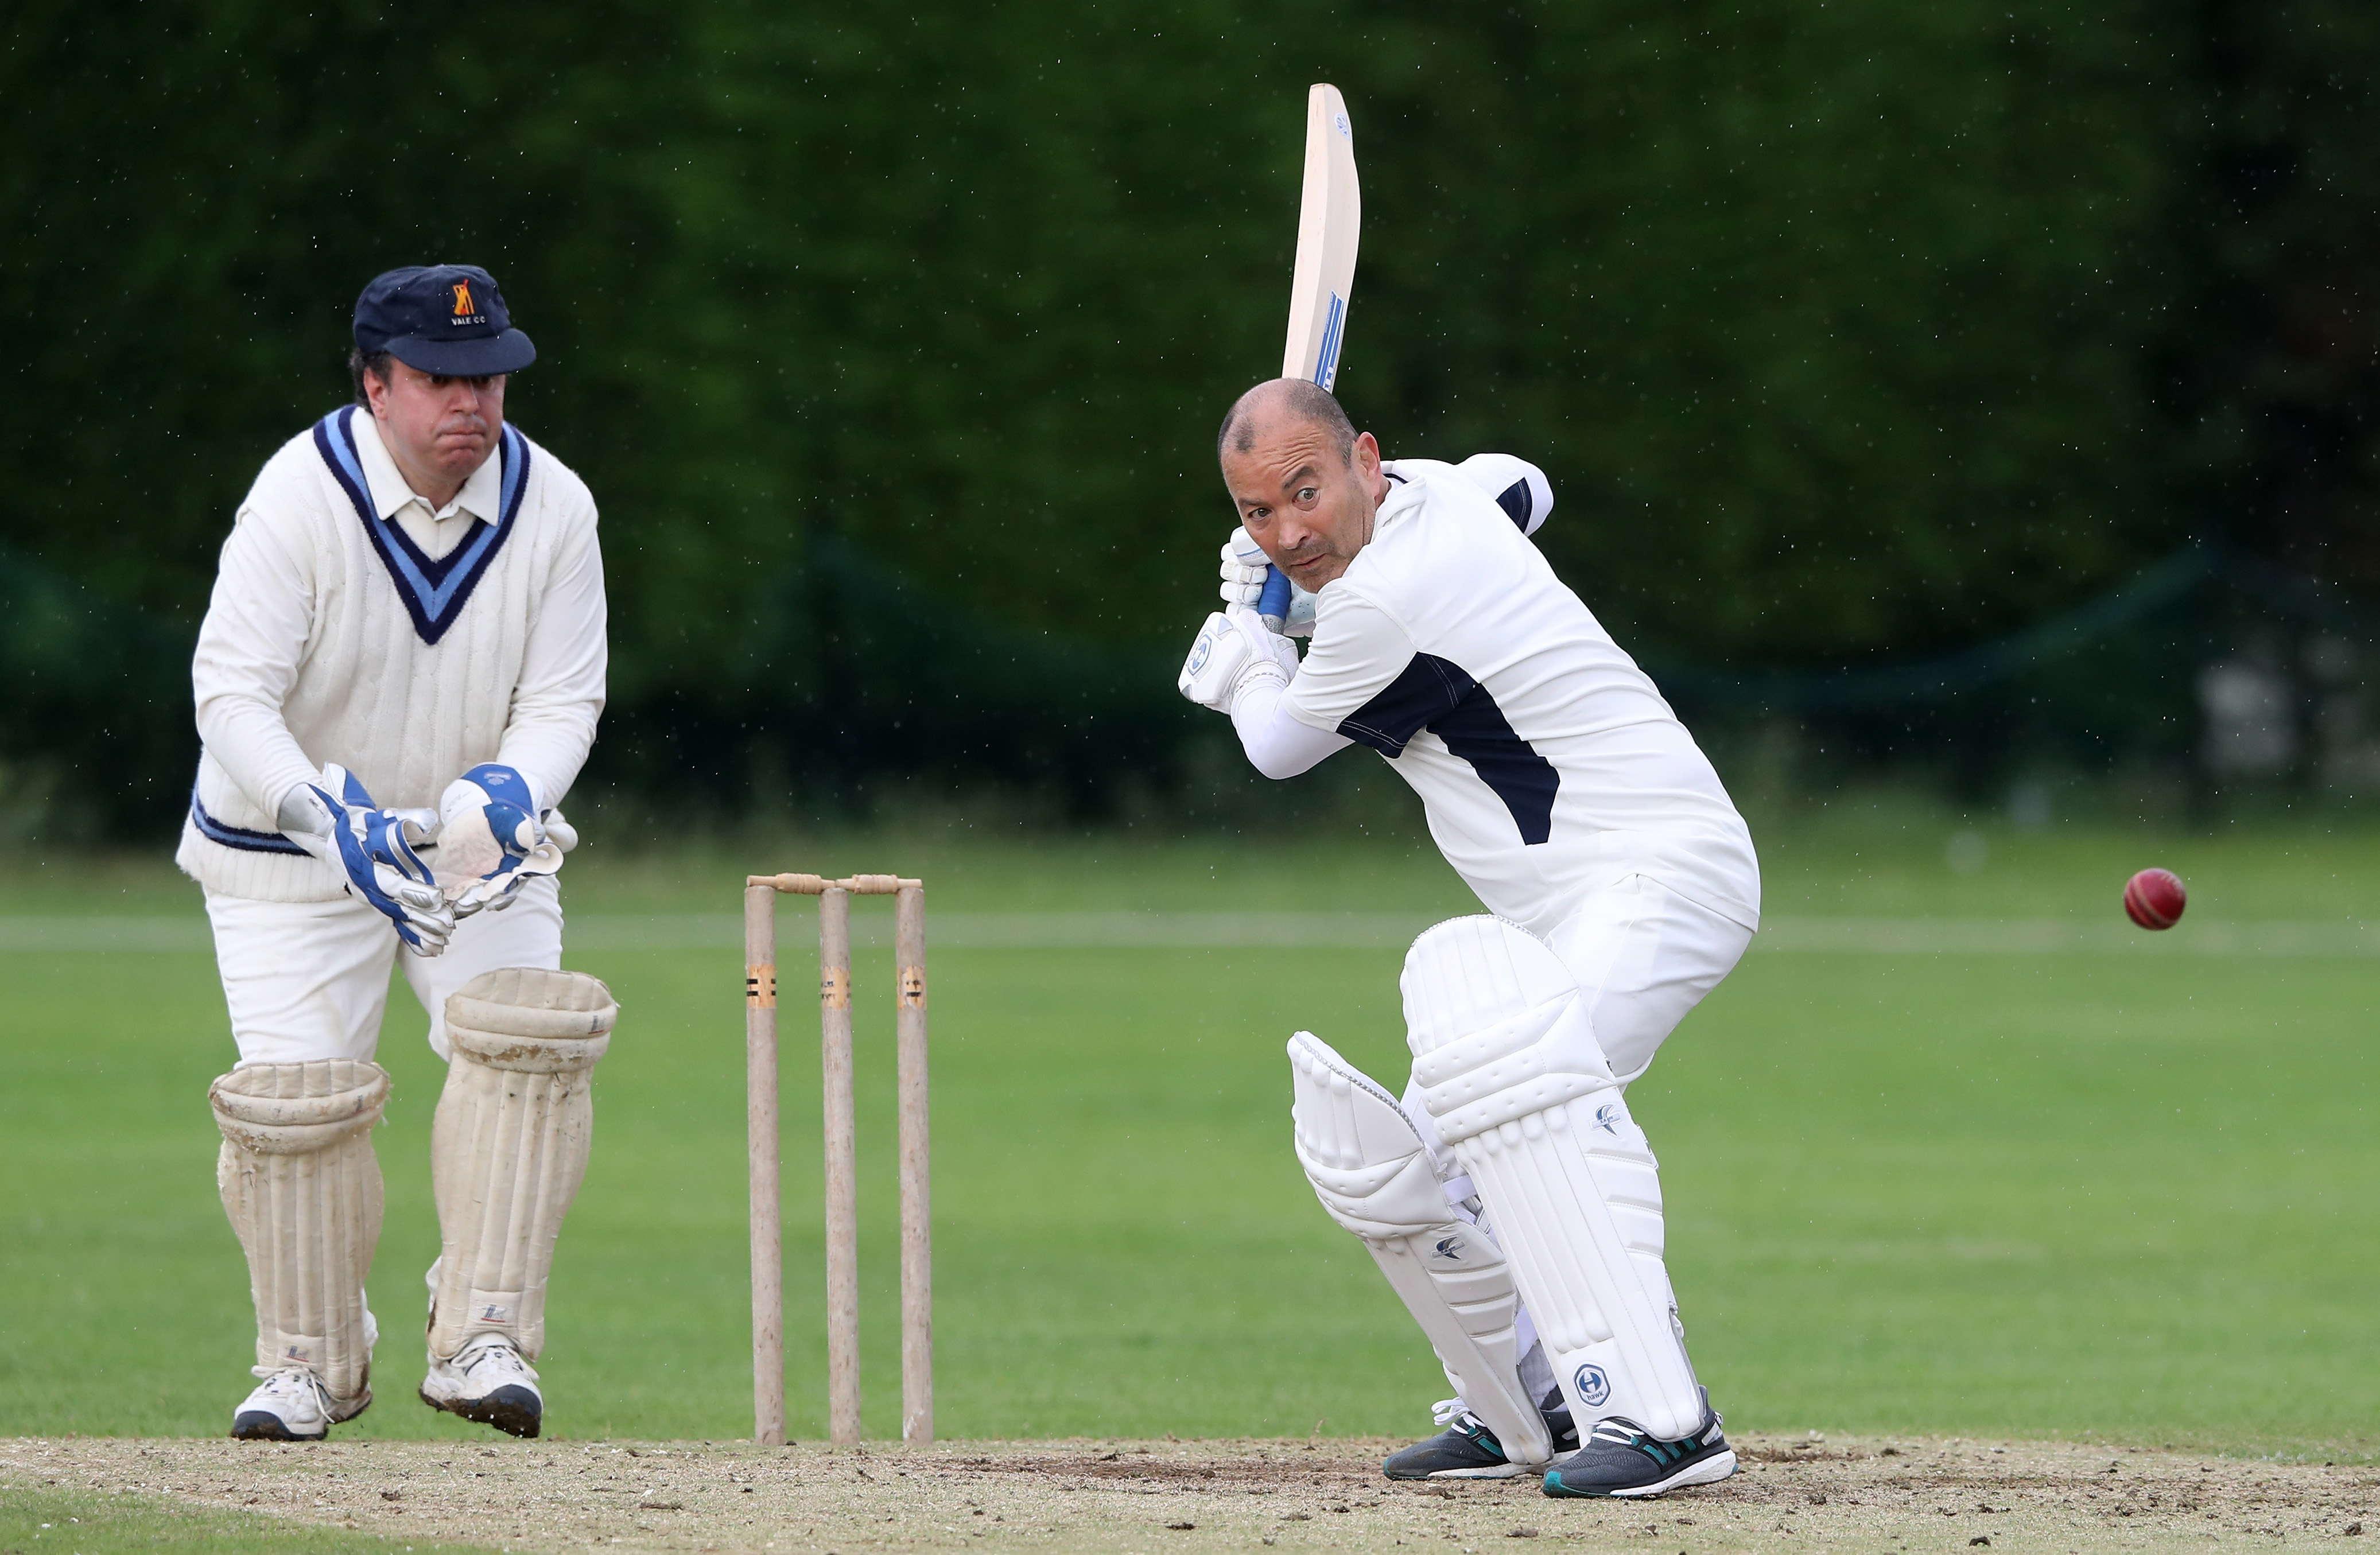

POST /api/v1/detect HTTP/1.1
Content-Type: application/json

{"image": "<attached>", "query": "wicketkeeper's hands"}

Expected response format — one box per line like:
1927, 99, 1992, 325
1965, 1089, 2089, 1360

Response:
1177, 606, 1302, 714
279, 764, 454, 954
1217, 528, 1318, 636
435, 763, 568, 917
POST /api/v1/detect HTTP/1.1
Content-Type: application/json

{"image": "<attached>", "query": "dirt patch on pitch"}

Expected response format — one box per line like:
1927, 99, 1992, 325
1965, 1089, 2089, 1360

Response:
3, 1433, 2372, 1553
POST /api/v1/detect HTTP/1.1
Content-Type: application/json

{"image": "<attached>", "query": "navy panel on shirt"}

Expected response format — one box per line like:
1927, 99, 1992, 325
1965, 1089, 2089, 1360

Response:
1336, 653, 1560, 845
1494, 478, 1532, 530
1335, 654, 1468, 757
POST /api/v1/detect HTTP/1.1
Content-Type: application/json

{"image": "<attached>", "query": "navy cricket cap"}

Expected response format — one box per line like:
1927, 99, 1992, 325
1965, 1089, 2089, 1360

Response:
352, 265, 536, 376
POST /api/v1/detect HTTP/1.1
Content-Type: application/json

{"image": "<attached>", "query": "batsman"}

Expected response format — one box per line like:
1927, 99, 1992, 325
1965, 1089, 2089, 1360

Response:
178, 265, 616, 1441
1179, 379, 1760, 1496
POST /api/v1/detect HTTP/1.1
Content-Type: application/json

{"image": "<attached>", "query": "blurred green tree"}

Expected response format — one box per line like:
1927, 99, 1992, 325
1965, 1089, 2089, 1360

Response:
0, 0, 2364, 827
2177, 0, 2380, 588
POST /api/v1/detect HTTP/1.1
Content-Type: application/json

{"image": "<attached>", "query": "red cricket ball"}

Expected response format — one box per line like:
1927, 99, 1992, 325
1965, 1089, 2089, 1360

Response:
2123, 868, 2187, 930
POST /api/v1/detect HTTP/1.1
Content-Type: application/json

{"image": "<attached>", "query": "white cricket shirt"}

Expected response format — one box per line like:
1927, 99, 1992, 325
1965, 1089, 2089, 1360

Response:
1264, 462, 1758, 936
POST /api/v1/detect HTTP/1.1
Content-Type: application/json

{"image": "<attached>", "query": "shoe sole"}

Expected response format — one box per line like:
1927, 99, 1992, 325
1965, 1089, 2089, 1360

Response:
419, 1382, 542, 1439
1544, 1447, 1737, 1499
1384, 1462, 1532, 1482
231, 1411, 322, 1441
231, 1389, 364, 1441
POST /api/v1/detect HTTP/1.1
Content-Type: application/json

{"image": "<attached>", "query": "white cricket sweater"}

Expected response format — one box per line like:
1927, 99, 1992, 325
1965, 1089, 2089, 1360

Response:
176, 405, 607, 902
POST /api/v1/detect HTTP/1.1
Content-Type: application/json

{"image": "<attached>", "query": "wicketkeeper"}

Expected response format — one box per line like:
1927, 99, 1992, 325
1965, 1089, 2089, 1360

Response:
1179, 380, 1761, 1498
178, 265, 614, 1441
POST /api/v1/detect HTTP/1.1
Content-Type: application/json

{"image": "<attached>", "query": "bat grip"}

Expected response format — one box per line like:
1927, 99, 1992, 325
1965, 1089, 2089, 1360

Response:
1256, 566, 1293, 632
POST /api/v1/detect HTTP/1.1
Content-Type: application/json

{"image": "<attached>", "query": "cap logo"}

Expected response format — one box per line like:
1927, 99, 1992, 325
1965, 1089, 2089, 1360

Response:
452, 280, 477, 316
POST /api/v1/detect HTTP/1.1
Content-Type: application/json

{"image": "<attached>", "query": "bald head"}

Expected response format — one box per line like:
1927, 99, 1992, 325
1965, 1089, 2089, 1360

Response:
1214, 378, 1387, 595
1217, 378, 1357, 464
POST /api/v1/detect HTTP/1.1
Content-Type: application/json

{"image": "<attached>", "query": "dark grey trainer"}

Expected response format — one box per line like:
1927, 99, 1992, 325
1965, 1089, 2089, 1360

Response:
1384, 1412, 1529, 1480
1536, 1387, 1580, 1456
1385, 1391, 1581, 1482
1542, 1391, 1736, 1499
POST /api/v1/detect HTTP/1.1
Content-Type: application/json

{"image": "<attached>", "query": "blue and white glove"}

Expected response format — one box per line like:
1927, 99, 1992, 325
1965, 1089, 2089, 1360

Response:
1218, 528, 1318, 636
279, 764, 453, 954
1177, 605, 1302, 714
434, 763, 569, 916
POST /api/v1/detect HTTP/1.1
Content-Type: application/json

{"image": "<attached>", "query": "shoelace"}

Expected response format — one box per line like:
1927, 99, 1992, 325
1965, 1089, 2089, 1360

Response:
1587, 1417, 1707, 1468
1430, 1398, 1482, 1430
254, 1367, 332, 1413
454, 1339, 517, 1378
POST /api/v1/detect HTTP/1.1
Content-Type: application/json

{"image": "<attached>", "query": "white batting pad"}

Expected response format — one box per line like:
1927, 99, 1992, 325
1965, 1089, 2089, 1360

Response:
429, 968, 616, 1361
211, 1059, 390, 1413
1288, 1032, 1552, 1467
1403, 916, 1702, 1440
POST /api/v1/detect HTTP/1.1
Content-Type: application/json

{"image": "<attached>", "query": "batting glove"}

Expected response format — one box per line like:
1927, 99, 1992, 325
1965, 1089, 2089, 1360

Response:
1218, 528, 1271, 610
1218, 528, 1318, 637
1177, 606, 1302, 714
280, 764, 453, 954
435, 763, 568, 916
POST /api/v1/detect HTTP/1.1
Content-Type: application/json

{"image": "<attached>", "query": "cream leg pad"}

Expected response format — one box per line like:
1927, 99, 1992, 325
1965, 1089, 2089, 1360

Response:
1404, 916, 1702, 1441
211, 1059, 390, 1414
429, 967, 617, 1362
1290, 1032, 1554, 1466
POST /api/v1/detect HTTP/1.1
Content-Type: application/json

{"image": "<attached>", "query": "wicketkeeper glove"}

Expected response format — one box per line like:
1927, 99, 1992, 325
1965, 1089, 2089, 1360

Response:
1177, 605, 1302, 714
278, 764, 453, 954
434, 763, 569, 916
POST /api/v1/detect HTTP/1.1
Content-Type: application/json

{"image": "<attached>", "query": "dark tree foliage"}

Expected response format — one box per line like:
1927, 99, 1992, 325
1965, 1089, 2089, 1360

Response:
2179, 0, 2380, 587
0, 1, 2370, 826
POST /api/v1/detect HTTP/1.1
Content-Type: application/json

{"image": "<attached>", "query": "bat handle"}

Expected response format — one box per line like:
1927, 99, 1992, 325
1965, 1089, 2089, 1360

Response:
1256, 566, 1293, 632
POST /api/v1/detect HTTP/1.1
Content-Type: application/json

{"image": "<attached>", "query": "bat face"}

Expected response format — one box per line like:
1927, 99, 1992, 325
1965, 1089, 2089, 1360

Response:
1282, 84, 1361, 391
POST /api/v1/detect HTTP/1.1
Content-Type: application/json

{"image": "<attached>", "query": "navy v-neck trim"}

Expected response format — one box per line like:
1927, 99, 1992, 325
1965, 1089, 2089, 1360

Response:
312, 405, 529, 646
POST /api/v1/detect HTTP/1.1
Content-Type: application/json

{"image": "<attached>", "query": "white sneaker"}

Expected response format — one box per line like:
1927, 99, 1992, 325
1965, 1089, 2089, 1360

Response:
232, 1368, 340, 1440
231, 1306, 376, 1440
419, 1333, 543, 1439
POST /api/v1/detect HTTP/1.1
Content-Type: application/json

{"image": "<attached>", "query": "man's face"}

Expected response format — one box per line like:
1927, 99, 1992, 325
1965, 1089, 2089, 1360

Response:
1219, 418, 1386, 593
364, 359, 506, 498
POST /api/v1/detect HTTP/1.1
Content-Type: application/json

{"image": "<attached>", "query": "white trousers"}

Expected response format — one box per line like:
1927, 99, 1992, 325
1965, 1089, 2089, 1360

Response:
1400, 874, 1753, 1422
204, 875, 565, 1064
1403, 874, 1752, 1149
1539, 873, 1750, 1087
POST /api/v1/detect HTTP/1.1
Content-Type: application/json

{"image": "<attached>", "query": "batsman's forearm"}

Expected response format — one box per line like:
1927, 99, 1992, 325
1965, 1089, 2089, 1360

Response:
1232, 680, 1350, 779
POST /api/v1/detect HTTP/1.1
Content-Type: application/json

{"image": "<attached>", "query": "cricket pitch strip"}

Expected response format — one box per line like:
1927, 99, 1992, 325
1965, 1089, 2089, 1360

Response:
3, 1433, 2370, 1553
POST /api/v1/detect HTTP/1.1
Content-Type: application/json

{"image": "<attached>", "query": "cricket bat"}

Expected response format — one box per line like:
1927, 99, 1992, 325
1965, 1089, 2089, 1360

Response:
1255, 83, 1361, 629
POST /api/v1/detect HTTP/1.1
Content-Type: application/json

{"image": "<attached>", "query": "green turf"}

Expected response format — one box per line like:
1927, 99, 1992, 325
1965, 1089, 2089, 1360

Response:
1, 808, 2374, 1456
0, 1479, 497, 1553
